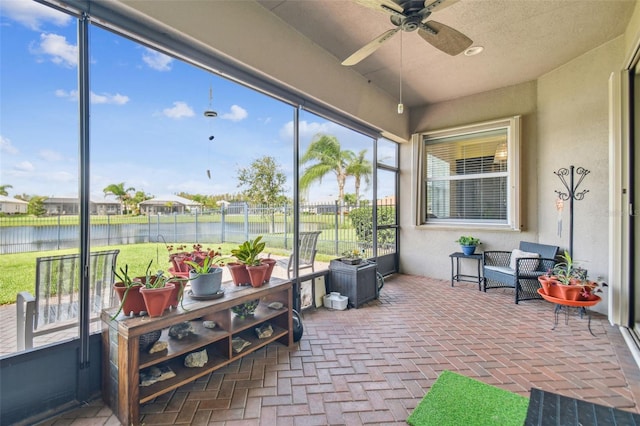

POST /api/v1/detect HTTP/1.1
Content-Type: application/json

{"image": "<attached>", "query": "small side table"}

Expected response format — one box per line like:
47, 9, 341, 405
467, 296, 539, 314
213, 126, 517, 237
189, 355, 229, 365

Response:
449, 252, 483, 291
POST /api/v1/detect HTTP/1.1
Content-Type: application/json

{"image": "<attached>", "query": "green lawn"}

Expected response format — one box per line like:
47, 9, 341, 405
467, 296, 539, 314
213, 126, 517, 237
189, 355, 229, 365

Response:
0, 242, 297, 306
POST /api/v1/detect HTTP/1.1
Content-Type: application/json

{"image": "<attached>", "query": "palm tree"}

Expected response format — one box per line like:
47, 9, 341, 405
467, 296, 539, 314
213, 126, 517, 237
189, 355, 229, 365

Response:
347, 149, 372, 206
300, 134, 355, 205
0, 184, 13, 196
103, 182, 135, 214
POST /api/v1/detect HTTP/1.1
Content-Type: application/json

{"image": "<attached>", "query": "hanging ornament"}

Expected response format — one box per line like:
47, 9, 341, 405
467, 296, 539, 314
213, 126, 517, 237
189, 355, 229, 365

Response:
204, 84, 217, 179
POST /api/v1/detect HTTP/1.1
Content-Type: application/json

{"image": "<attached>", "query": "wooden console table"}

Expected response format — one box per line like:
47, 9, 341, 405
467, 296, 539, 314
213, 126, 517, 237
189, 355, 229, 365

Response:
101, 278, 293, 426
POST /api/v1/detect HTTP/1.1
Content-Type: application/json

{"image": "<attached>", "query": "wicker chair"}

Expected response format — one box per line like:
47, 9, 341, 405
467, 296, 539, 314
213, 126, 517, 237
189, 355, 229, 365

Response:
483, 241, 559, 304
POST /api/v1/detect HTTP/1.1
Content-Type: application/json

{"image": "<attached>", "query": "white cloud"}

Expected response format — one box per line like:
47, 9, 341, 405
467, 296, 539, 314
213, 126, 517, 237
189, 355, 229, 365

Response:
142, 48, 173, 71
279, 120, 337, 141
55, 89, 130, 105
0, 135, 18, 154
91, 92, 129, 105
163, 101, 195, 119
31, 33, 78, 68
221, 105, 248, 122
0, 0, 71, 31
38, 149, 63, 162
15, 161, 34, 172
259, 117, 272, 125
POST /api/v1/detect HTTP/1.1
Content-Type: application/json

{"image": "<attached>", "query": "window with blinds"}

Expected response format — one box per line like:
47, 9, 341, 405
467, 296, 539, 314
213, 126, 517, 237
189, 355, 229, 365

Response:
419, 116, 520, 228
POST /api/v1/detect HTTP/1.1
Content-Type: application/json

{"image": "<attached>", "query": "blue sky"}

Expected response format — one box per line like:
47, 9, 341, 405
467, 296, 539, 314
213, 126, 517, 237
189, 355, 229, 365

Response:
0, 1, 394, 203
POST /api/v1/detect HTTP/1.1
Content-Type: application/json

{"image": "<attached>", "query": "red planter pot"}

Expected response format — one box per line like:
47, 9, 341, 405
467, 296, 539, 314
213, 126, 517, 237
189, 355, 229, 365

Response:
228, 262, 251, 286
261, 258, 277, 283
140, 283, 175, 317
247, 264, 269, 288
113, 283, 145, 316
167, 280, 187, 309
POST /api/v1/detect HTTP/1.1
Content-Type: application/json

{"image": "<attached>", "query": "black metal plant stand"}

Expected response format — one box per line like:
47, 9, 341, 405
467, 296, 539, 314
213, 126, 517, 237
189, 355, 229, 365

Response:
554, 165, 590, 257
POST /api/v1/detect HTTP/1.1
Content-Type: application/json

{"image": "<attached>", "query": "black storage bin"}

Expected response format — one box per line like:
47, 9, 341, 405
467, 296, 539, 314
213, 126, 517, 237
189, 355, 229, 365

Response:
328, 259, 377, 308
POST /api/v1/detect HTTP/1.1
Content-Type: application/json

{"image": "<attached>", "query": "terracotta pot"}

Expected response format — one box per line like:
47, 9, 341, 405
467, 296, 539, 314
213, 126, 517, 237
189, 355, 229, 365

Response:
189, 267, 223, 296
538, 276, 562, 298
140, 283, 175, 317
247, 264, 269, 288
261, 258, 277, 283
113, 282, 145, 316
227, 262, 251, 286
556, 284, 584, 301
170, 254, 190, 274
167, 279, 187, 308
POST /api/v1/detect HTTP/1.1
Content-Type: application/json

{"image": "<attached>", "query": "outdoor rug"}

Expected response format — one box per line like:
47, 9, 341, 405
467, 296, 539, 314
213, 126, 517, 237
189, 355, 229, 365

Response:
407, 370, 530, 426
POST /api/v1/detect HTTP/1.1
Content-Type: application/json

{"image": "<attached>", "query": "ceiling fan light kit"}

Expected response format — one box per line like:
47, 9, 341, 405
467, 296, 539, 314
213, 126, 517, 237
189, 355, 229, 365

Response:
343, 0, 473, 66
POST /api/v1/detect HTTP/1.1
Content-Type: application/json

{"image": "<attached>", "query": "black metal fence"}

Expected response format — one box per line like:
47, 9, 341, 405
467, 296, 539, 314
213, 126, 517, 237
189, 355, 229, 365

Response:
0, 202, 396, 257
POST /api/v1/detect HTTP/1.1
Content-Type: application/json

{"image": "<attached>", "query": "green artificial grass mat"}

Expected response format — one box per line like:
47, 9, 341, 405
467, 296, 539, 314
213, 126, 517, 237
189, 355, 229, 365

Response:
407, 370, 529, 426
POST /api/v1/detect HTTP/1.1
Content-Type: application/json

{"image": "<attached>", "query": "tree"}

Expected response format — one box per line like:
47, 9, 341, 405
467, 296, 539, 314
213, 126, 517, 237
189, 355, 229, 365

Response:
236, 156, 287, 205
300, 134, 355, 205
27, 196, 47, 216
0, 184, 13, 196
346, 149, 372, 206
103, 182, 135, 214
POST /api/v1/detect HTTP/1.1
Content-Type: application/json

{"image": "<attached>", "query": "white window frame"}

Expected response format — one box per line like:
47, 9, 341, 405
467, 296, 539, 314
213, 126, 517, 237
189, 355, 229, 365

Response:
413, 115, 521, 230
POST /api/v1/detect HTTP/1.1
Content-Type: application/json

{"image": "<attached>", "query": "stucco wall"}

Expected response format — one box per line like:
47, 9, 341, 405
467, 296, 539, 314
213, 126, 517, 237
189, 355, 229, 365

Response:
401, 81, 538, 280
537, 36, 625, 313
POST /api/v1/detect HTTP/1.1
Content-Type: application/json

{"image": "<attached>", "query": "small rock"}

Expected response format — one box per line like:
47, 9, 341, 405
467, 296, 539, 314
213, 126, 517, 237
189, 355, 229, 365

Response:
140, 365, 175, 387
268, 302, 283, 310
232, 337, 251, 353
184, 349, 208, 368
256, 323, 273, 339
149, 340, 168, 354
169, 321, 195, 339
203, 320, 217, 329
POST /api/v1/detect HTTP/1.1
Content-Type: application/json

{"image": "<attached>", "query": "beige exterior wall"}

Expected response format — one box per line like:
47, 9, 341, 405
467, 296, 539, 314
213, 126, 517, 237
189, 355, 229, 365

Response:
536, 37, 625, 314
400, 82, 538, 280
400, 38, 625, 316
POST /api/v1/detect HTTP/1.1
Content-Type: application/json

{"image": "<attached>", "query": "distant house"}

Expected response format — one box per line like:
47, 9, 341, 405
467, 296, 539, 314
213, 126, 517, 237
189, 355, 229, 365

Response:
138, 195, 202, 215
42, 197, 121, 216
0, 195, 28, 214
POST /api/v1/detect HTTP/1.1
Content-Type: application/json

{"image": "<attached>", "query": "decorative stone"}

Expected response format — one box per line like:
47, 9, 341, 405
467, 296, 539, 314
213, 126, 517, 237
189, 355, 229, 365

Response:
268, 302, 283, 310
232, 337, 251, 353
140, 365, 175, 387
203, 320, 217, 329
184, 349, 208, 368
256, 323, 273, 339
169, 321, 195, 339
149, 340, 168, 354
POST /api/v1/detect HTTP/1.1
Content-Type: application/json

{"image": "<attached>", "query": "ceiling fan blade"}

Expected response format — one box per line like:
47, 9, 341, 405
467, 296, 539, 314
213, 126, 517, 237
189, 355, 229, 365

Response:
342, 28, 400, 66
424, 0, 460, 13
353, 0, 404, 15
418, 20, 472, 55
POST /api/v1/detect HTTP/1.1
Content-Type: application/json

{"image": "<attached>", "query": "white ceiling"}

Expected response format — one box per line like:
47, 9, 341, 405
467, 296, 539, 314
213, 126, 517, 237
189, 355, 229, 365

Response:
257, 0, 635, 107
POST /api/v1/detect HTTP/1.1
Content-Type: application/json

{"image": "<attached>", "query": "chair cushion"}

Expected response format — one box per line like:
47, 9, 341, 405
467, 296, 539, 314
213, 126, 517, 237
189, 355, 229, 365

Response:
484, 265, 515, 275
509, 249, 540, 270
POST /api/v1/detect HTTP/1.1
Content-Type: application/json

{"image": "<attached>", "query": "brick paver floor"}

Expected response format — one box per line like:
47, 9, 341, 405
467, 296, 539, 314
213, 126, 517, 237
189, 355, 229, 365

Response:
32, 274, 640, 425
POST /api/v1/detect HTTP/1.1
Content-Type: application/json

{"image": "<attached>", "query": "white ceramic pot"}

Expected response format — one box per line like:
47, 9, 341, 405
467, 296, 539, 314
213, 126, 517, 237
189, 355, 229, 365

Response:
189, 267, 223, 296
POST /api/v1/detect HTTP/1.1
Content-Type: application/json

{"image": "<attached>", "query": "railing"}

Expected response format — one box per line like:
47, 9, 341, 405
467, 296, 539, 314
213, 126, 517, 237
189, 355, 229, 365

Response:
0, 202, 397, 257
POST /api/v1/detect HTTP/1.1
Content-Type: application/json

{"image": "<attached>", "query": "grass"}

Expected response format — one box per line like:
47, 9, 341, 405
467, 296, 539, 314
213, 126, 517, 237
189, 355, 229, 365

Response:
0, 241, 298, 306
407, 371, 529, 426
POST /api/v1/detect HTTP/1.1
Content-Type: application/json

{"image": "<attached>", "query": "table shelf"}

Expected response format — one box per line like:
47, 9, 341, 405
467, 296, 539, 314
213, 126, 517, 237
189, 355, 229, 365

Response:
102, 279, 293, 425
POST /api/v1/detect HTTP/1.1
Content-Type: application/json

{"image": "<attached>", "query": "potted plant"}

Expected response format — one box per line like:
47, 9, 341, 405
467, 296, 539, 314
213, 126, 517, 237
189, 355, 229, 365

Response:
455, 236, 481, 255
229, 236, 268, 287
112, 261, 151, 319
340, 249, 363, 265
138, 267, 176, 317
184, 252, 225, 296
167, 243, 219, 278
539, 251, 601, 301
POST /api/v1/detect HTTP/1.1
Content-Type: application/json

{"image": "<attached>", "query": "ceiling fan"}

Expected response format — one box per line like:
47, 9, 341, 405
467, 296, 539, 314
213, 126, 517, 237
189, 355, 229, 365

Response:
342, 0, 473, 66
